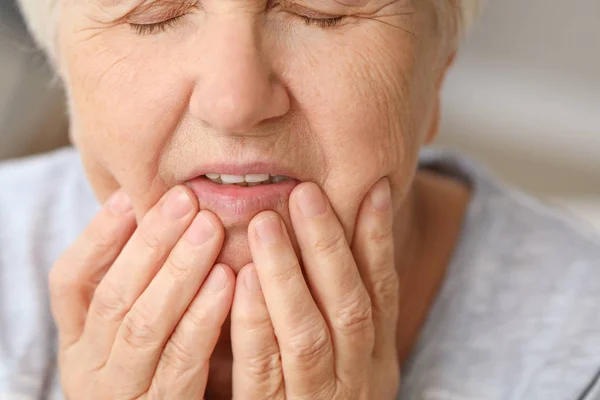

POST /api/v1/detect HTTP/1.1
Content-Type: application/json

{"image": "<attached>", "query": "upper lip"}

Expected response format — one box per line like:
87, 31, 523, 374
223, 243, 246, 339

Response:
182, 161, 304, 182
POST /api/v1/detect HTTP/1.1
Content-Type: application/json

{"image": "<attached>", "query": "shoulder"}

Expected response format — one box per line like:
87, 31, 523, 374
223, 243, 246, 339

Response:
0, 148, 95, 399
0, 147, 97, 264
461, 175, 600, 284
404, 149, 600, 400
0, 146, 84, 199
420, 147, 600, 271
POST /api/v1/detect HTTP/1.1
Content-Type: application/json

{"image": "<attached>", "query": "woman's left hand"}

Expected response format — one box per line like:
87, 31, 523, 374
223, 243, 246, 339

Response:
231, 178, 400, 399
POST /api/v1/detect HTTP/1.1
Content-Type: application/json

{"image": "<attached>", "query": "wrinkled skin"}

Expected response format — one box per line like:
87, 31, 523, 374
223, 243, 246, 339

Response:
59, 0, 455, 271
53, 0, 464, 398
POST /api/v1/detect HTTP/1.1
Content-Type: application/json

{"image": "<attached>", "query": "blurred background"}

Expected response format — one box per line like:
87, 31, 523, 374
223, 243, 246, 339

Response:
0, 0, 599, 229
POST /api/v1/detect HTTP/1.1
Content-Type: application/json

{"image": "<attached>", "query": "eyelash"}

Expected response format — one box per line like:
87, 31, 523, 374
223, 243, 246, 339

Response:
130, 15, 185, 36
298, 15, 344, 28
129, 13, 344, 36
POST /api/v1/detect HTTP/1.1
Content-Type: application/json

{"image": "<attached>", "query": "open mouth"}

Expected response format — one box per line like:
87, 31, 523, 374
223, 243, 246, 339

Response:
203, 173, 291, 187
183, 163, 301, 219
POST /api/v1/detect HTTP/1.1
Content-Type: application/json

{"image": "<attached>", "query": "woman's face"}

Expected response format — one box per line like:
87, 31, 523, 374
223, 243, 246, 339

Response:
59, 0, 451, 271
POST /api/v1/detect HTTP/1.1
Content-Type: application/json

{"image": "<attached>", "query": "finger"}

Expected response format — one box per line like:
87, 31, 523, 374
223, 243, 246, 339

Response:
248, 212, 335, 399
149, 264, 235, 399
351, 178, 398, 363
289, 182, 374, 388
49, 189, 135, 349
106, 210, 224, 385
231, 264, 284, 399
82, 186, 198, 364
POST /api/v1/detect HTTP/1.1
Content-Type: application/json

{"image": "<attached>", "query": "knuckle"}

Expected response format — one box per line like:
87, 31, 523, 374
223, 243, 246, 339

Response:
183, 306, 213, 331
313, 227, 347, 258
269, 259, 300, 285
89, 223, 121, 255
334, 293, 374, 336
372, 269, 399, 312
185, 307, 212, 331
164, 251, 193, 280
237, 306, 271, 332
120, 304, 159, 350
137, 227, 164, 256
365, 219, 393, 244
286, 323, 331, 366
91, 282, 130, 323
160, 336, 207, 369
243, 348, 283, 382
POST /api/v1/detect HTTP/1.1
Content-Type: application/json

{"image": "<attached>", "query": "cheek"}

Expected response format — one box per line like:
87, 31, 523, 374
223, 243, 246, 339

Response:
280, 28, 419, 239
62, 33, 194, 211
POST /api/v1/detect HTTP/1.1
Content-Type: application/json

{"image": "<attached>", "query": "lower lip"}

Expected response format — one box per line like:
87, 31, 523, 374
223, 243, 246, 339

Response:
185, 177, 299, 219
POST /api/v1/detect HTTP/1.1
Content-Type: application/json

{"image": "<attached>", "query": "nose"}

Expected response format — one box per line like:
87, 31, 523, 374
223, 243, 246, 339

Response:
189, 17, 290, 135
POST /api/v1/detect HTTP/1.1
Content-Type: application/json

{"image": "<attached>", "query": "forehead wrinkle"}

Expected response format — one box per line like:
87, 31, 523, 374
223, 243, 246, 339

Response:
95, 0, 190, 9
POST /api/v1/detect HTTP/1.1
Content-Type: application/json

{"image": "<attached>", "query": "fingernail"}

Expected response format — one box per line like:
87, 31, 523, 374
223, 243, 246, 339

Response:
245, 266, 262, 292
204, 265, 228, 292
107, 190, 132, 216
297, 183, 327, 217
255, 216, 282, 245
186, 212, 215, 246
162, 187, 193, 219
371, 178, 391, 211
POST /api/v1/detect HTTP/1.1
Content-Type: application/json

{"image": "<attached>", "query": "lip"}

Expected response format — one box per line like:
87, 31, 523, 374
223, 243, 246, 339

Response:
184, 163, 301, 221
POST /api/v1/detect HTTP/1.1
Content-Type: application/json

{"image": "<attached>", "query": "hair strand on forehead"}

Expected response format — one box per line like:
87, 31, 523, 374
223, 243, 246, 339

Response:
458, 0, 483, 36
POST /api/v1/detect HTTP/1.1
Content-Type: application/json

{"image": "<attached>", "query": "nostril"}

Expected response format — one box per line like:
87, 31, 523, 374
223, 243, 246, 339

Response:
205, 93, 266, 133
189, 70, 290, 135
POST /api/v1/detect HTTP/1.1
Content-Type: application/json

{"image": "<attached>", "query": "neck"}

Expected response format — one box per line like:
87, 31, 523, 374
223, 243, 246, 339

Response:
392, 169, 470, 365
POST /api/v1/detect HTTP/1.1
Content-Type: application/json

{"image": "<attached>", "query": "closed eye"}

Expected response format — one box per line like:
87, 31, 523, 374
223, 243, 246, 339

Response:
130, 15, 185, 36
298, 15, 345, 28
129, 9, 345, 35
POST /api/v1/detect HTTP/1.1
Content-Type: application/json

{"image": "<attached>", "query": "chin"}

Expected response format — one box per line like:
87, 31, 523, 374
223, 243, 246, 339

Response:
215, 227, 254, 274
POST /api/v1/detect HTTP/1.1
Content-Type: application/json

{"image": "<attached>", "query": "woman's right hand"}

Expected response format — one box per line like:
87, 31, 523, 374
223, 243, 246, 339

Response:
49, 186, 234, 399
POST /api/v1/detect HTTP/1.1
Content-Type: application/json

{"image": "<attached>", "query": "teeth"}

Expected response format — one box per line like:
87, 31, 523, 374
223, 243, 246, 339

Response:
271, 175, 288, 183
245, 174, 270, 183
204, 173, 289, 186
220, 174, 245, 184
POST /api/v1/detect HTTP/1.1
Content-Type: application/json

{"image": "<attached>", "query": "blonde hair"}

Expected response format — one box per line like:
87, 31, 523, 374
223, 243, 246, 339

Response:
17, 0, 482, 69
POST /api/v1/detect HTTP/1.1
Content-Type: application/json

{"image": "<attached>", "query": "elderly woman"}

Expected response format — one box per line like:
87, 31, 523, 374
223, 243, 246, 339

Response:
2, 0, 600, 399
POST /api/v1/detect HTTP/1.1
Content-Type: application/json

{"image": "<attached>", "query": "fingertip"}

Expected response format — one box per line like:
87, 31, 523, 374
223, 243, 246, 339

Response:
290, 181, 320, 200
248, 211, 282, 242
369, 177, 391, 212
231, 266, 269, 327
178, 184, 200, 209
197, 209, 225, 236
202, 264, 235, 295
234, 264, 262, 295
215, 263, 235, 285
243, 264, 262, 293
249, 210, 280, 227
105, 189, 134, 217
